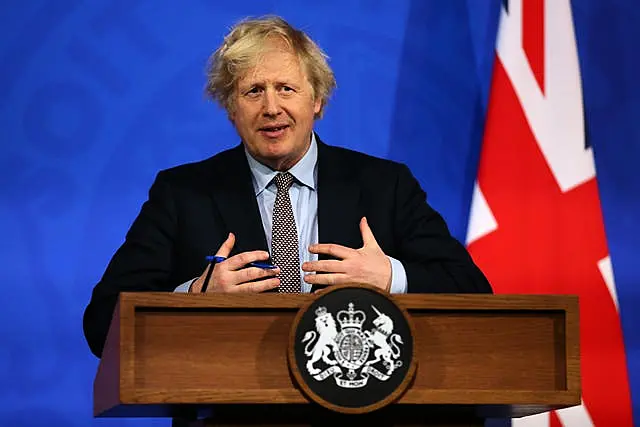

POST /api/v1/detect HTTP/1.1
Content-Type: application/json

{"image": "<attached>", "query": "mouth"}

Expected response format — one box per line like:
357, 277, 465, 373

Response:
258, 124, 290, 138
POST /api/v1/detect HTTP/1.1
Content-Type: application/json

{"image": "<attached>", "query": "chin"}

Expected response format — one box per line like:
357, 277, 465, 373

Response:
261, 141, 292, 155
251, 148, 285, 166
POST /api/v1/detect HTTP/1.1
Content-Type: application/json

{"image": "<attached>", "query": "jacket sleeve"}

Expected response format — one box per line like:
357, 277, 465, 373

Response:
393, 164, 493, 294
83, 171, 178, 357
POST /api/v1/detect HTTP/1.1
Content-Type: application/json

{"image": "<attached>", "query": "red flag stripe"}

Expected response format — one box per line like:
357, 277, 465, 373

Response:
523, 0, 545, 93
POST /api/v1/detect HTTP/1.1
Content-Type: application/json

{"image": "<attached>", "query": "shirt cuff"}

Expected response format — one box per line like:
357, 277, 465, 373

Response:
174, 278, 197, 293
388, 256, 408, 294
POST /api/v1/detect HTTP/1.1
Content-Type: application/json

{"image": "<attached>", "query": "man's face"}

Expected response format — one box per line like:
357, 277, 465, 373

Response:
230, 40, 321, 171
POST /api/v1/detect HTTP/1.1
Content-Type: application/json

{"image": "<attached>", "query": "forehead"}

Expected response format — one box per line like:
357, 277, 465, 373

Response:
237, 42, 309, 87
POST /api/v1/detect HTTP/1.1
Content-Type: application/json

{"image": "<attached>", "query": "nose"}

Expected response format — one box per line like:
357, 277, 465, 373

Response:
262, 88, 281, 117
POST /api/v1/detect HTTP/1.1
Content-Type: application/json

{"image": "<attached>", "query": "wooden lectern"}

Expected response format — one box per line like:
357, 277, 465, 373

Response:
93, 292, 580, 426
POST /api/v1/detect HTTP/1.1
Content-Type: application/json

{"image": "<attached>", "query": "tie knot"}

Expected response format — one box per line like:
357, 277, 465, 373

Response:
274, 172, 295, 191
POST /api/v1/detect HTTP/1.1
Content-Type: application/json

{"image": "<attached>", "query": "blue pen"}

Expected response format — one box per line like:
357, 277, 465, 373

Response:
205, 255, 278, 270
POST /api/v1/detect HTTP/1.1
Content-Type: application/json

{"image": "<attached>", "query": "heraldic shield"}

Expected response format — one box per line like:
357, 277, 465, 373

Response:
288, 284, 416, 414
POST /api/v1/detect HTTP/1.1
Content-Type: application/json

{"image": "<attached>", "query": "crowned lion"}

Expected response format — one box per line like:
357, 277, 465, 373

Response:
302, 307, 338, 375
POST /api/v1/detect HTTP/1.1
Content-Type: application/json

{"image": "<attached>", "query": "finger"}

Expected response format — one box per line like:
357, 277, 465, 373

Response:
303, 272, 349, 286
237, 266, 280, 283
190, 276, 204, 293
233, 277, 281, 293
191, 263, 214, 293
224, 250, 272, 271
360, 217, 380, 248
302, 260, 345, 273
308, 243, 357, 259
216, 233, 236, 258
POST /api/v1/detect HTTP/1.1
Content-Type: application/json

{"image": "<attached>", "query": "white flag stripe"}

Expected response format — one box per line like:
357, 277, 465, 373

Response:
598, 256, 619, 311
512, 412, 549, 427
556, 401, 595, 427
466, 183, 497, 244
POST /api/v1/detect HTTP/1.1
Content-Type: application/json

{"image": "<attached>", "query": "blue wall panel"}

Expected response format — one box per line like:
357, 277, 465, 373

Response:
0, 1, 637, 425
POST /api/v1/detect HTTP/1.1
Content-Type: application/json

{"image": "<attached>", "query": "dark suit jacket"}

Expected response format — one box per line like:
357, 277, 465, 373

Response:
83, 139, 492, 357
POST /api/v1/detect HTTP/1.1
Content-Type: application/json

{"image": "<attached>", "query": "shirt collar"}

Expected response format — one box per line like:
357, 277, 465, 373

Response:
245, 133, 318, 196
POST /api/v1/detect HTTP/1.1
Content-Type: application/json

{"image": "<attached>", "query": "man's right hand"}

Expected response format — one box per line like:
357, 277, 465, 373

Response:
190, 233, 280, 293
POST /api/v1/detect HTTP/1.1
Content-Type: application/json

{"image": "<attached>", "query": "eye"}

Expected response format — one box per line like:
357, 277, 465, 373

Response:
280, 85, 295, 93
245, 87, 262, 97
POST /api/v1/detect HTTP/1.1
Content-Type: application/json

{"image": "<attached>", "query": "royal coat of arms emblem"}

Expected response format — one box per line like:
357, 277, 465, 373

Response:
301, 302, 404, 388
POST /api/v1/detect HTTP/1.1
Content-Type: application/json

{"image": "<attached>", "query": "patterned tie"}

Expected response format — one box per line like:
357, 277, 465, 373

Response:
271, 172, 301, 293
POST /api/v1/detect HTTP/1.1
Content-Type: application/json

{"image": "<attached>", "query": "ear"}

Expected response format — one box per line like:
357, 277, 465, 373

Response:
313, 97, 322, 115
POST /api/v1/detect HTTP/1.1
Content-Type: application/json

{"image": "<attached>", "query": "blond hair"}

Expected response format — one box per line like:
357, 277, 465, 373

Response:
205, 16, 336, 118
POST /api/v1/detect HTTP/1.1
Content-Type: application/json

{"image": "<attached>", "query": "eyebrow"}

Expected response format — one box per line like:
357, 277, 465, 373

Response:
240, 80, 300, 89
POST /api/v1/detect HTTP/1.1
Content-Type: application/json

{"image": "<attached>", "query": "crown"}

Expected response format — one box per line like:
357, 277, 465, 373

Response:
337, 303, 366, 329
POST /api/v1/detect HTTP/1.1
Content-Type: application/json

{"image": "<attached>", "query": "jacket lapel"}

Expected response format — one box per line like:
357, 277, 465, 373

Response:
316, 140, 363, 252
208, 145, 269, 256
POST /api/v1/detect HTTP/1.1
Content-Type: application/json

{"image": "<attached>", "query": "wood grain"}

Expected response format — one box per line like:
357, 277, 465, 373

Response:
93, 291, 580, 422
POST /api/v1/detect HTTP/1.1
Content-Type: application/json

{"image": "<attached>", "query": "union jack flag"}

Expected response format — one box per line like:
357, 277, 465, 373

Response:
466, 0, 633, 425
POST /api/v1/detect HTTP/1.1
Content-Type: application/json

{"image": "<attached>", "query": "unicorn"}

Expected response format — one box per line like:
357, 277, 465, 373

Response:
364, 305, 403, 375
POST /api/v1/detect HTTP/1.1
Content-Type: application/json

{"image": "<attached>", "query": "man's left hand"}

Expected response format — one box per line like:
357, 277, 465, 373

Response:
302, 217, 392, 292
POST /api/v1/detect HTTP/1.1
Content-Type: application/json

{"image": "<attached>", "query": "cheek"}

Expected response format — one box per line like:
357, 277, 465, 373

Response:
233, 105, 260, 126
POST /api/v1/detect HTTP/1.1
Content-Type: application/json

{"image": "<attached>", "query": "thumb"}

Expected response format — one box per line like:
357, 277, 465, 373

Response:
216, 232, 236, 258
360, 217, 380, 248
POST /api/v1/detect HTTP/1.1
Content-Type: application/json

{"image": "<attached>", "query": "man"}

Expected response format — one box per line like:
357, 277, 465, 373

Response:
83, 15, 492, 358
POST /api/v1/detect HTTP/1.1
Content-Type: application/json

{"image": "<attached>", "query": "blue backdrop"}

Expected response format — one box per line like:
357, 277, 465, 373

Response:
1, 1, 638, 425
